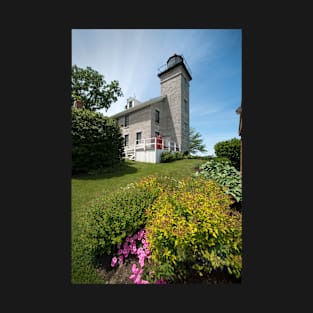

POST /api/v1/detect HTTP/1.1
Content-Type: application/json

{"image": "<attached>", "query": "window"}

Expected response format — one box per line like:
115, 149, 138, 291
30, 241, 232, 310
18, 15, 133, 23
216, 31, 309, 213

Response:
128, 100, 133, 108
155, 109, 160, 124
136, 132, 142, 145
125, 114, 129, 127
124, 134, 129, 146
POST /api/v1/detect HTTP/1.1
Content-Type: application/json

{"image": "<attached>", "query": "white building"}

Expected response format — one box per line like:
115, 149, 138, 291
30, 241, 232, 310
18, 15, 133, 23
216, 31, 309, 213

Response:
111, 54, 192, 163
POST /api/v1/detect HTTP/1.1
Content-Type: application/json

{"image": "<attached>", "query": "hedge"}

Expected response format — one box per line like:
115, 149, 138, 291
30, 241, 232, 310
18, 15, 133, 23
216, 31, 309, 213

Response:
214, 138, 240, 171
72, 107, 124, 174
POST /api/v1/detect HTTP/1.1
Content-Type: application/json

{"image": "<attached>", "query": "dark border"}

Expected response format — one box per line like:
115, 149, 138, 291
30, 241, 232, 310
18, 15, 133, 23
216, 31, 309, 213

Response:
11, 2, 301, 310
69, 25, 245, 302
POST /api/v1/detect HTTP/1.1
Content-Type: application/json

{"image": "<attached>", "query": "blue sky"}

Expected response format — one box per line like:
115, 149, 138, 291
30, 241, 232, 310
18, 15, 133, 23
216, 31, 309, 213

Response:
72, 29, 242, 155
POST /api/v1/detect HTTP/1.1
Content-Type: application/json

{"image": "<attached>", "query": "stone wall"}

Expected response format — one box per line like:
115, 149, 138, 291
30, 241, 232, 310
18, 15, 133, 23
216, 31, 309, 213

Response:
159, 64, 190, 153
118, 106, 151, 147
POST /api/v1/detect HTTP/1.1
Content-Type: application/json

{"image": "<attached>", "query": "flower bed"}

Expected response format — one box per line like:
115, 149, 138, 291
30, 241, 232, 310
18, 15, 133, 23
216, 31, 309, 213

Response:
85, 176, 242, 284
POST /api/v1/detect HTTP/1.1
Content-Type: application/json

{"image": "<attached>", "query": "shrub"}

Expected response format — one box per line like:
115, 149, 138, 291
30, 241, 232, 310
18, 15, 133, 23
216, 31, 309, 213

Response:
84, 180, 158, 259
183, 155, 214, 160
175, 152, 184, 160
211, 157, 232, 164
144, 177, 242, 282
214, 138, 240, 170
84, 176, 179, 260
194, 155, 214, 160
195, 159, 242, 203
71, 107, 124, 174
160, 151, 175, 163
160, 151, 184, 163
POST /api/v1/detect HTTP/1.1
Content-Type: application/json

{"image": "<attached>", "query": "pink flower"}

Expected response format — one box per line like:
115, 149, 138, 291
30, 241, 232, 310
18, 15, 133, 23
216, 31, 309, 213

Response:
118, 255, 124, 265
132, 263, 142, 274
137, 247, 144, 255
118, 249, 123, 255
111, 257, 117, 267
131, 245, 137, 254
129, 263, 144, 283
156, 278, 166, 284
139, 257, 145, 267
139, 279, 149, 284
132, 263, 138, 272
130, 263, 140, 274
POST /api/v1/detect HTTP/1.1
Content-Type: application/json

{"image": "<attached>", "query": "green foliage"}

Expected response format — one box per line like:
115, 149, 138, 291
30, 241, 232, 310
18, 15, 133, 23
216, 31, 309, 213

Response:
189, 127, 207, 155
84, 176, 178, 259
72, 159, 206, 283
160, 151, 176, 163
76, 172, 242, 283
195, 158, 242, 203
174, 152, 184, 160
71, 107, 124, 174
160, 151, 183, 163
214, 138, 241, 170
185, 155, 214, 160
71, 65, 123, 111
144, 177, 242, 281
211, 157, 232, 164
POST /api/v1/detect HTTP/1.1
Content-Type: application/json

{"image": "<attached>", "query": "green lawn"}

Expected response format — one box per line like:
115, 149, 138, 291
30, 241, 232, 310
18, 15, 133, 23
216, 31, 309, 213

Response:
71, 158, 205, 284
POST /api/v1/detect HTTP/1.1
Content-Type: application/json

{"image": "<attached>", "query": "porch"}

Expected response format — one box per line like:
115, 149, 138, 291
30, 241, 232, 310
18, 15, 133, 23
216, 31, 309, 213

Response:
123, 136, 180, 163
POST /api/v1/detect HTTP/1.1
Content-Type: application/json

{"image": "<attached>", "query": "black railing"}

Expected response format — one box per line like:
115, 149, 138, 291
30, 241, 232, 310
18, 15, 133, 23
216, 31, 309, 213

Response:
157, 54, 192, 75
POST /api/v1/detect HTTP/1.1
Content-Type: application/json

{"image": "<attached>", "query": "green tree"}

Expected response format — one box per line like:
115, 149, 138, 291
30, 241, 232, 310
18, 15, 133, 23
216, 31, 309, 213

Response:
214, 138, 240, 170
189, 127, 207, 155
71, 65, 123, 111
71, 107, 124, 174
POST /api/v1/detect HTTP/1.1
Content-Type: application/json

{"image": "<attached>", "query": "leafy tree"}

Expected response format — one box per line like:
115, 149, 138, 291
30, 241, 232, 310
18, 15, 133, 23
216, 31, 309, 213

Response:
71, 65, 123, 111
214, 138, 240, 170
189, 127, 207, 155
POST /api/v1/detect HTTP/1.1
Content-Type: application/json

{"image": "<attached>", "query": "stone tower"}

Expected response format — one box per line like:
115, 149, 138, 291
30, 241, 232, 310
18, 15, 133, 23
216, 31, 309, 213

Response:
158, 54, 192, 153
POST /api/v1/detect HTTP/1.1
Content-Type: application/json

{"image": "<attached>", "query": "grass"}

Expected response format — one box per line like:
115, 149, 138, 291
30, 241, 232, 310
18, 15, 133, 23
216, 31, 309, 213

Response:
71, 158, 205, 284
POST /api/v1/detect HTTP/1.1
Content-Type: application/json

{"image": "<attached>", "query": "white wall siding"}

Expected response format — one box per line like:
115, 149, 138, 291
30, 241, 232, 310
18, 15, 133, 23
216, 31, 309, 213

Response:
134, 149, 168, 163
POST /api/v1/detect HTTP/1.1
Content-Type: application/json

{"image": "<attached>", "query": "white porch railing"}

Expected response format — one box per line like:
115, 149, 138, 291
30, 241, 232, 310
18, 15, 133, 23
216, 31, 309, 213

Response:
123, 136, 180, 160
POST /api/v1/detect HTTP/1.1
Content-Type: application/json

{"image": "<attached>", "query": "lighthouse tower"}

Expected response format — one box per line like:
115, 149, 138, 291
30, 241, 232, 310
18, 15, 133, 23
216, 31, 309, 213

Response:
157, 54, 192, 153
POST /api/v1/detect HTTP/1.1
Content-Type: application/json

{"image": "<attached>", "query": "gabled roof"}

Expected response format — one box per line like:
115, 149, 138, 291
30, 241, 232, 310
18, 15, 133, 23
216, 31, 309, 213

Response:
110, 96, 166, 119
